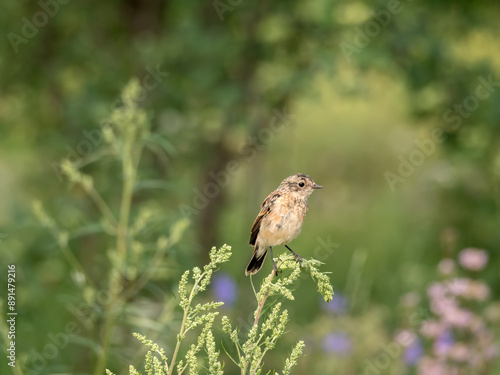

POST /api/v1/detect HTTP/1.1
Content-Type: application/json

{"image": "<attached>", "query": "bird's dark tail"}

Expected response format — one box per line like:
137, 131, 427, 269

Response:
245, 250, 267, 276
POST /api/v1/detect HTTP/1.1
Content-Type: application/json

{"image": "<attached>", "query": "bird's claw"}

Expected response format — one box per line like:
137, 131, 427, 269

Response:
285, 245, 303, 268
294, 254, 303, 267
272, 263, 281, 277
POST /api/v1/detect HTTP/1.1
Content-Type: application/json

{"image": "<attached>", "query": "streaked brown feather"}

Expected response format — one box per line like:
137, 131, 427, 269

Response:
249, 192, 281, 246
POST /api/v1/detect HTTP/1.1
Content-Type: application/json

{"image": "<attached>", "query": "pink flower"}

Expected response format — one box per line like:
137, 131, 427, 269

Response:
458, 248, 488, 271
428, 282, 447, 301
442, 306, 474, 328
447, 278, 471, 296
428, 282, 457, 314
420, 320, 445, 338
449, 343, 469, 362
418, 357, 447, 375
444, 278, 490, 300
486, 344, 499, 359
438, 258, 455, 276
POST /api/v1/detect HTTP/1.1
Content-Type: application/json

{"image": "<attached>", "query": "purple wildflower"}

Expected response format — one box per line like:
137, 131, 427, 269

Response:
434, 330, 454, 356
322, 292, 348, 315
212, 273, 237, 307
405, 338, 424, 365
322, 332, 352, 356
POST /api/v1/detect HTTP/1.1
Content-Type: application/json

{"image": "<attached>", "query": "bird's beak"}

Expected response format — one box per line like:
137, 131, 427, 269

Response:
312, 183, 322, 189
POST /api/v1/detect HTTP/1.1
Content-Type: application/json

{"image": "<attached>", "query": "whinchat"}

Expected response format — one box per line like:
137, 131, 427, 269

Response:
245, 173, 322, 275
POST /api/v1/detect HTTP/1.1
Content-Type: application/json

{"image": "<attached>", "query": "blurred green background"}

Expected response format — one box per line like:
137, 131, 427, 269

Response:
1, 0, 499, 374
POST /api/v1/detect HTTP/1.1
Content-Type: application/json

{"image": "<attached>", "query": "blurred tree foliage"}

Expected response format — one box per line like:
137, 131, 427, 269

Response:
1, 0, 499, 374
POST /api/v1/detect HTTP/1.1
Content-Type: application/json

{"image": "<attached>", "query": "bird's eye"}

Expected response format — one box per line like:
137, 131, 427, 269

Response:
299, 182, 305, 187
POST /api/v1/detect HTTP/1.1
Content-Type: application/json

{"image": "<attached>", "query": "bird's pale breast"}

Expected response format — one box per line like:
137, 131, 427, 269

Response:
257, 195, 307, 248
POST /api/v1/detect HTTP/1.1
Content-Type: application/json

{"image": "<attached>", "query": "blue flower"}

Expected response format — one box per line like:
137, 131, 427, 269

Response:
322, 332, 352, 356
404, 338, 423, 365
322, 292, 348, 315
434, 330, 454, 356
212, 273, 237, 307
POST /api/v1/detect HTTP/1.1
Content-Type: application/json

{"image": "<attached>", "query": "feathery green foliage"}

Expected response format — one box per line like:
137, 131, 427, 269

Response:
113, 249, 334, 375
32, 80, 190, 374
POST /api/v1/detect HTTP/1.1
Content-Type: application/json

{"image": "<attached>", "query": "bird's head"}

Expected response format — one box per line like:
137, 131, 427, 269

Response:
279, 173, 322, 197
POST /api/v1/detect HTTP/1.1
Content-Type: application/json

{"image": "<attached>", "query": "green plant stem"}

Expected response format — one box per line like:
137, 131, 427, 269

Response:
87, 186, 119, 228
124, 237, 168, 299
59, 241, 97, 289
45, 224, 96, 290
169, 308, 189, 375
242, 268, 277, 375
253, 277, 273, 327
235, 342, 243, 366
93, 145, 138, 375
179, 362, 189, 374
250, 348, 270, 375
169, 272, 204, 375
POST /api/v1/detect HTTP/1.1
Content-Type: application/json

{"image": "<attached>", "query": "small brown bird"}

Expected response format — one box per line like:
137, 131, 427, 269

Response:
245, 173, 322, 275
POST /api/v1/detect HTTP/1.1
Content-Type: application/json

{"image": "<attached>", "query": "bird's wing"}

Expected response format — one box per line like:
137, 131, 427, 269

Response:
249, 191, 281, 246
